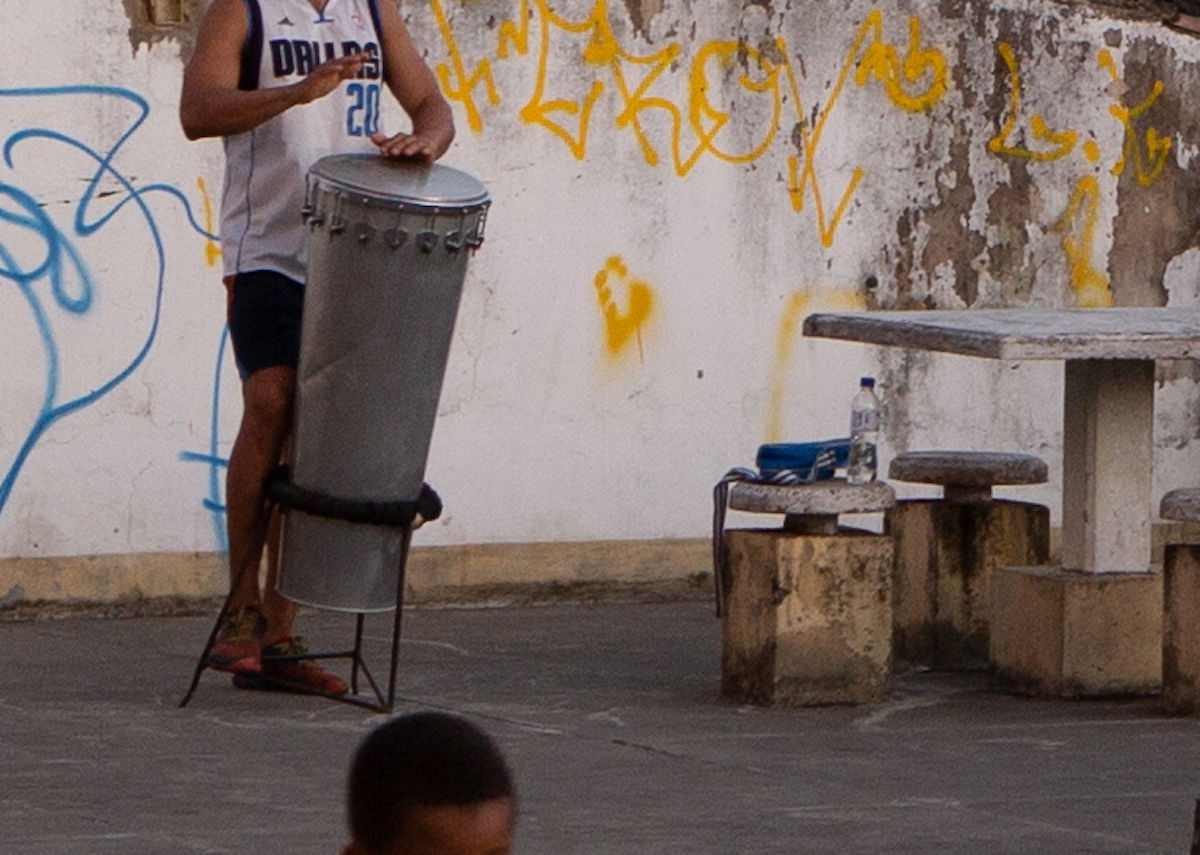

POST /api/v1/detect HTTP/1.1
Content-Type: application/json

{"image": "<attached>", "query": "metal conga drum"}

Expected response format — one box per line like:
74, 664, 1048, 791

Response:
278, 154, 490, 612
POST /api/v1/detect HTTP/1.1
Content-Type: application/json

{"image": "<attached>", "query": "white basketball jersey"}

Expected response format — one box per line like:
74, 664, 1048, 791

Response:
220, 0, 385, 281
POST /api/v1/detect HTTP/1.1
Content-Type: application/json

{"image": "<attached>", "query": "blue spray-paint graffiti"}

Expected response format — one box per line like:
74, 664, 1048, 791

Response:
178, 327, 232, 553
0, 84, 220, 544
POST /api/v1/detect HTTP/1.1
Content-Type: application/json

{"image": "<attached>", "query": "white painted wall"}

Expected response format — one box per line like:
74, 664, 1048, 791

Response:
2, 0, 1199, 563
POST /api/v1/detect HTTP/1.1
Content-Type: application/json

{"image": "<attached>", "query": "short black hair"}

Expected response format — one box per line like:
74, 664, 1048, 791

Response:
347, 712, 515, 853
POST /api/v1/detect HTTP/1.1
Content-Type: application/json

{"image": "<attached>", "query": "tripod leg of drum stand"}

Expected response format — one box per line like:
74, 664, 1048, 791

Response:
178, 553, 259, 708
351, 613, 366, 696
384, 525, 414, 713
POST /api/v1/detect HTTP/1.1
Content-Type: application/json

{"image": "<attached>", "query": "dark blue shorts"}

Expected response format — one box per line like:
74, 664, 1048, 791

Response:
225, 269, 304, 380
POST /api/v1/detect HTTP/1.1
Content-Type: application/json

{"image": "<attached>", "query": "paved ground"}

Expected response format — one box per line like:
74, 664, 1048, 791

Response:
4, 600, 1200, 854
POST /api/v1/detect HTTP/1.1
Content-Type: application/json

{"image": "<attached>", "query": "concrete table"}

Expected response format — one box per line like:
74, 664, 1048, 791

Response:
803, 307, 1200, 695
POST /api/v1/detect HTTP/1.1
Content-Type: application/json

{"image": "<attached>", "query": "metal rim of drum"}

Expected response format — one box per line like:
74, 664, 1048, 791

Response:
305, 189, 490, 252
314, 191, 490, 218
307, 193, 490, 252
308, 153, 490, 210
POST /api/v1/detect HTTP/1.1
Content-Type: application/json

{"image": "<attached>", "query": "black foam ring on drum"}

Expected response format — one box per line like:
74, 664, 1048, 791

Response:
266, 464, 442, 528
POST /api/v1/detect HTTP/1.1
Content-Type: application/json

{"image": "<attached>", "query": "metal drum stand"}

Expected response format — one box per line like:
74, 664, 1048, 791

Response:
179, 467, 442, 712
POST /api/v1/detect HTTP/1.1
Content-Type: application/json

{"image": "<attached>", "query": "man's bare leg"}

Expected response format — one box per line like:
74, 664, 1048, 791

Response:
227, 365, 295, 598
228, 376, 348, 695
212, 364, 296, 671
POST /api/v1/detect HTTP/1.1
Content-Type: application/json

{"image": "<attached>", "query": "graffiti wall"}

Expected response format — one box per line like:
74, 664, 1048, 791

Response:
3, 0, 1200, 598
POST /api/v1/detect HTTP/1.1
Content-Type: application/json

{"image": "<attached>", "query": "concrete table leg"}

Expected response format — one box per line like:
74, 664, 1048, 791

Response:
990, 360, 1161, 697
991, 565, 1161, 697
1061, 359, 1154, 573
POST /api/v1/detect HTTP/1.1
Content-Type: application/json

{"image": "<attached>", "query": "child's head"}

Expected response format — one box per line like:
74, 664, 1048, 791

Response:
342, 712, 516, 855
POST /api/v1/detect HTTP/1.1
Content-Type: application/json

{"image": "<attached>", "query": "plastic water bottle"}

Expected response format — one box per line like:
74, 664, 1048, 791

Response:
846, 377, 880, 485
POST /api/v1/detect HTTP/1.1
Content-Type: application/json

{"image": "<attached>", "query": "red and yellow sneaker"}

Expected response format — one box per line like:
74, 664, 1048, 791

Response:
232, 636, 349, 696
205, 604, 266, 674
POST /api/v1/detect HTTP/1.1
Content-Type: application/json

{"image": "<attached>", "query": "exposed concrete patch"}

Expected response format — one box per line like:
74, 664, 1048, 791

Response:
1064, 0, 1175, 22
919, 130, 985, 308
1160, 248, 1200, 387
121, 0, 201, 61
1110, 37, 1200, 307
622, 0, 666, 41
984, 164, 1038, 304
937, 0, 969, 20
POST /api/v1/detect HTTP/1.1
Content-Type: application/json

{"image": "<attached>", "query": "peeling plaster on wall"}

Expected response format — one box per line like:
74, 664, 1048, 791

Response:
1158, 250, 1200, 447
1176, 135, 1200, 169
1159, 248, 1200, 385
984, 167, 1039, 303
1109, 38, 1200, 307
1070, 0, 1175, 22
993, 7, 1038, 64
938, 0, 969, 20
121, 0, 202, 61
884, 211, 922, 309
622, 0, 666, 41
1033, 13, 1064, 59
916, 129, 986, 308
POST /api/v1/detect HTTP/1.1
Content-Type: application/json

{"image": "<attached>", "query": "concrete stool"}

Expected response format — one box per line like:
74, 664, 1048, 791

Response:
721, 480, 895, 706
1160, 488, 1200, 713
885, 451, 1050, 670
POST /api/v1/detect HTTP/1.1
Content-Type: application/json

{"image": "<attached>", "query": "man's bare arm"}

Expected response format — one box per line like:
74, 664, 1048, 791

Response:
180, 0, 367, 140
369, 0, 455, 161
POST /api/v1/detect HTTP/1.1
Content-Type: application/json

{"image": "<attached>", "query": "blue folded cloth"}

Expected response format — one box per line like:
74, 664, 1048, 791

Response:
711, 437, 853, 616
756, 438, 850, 479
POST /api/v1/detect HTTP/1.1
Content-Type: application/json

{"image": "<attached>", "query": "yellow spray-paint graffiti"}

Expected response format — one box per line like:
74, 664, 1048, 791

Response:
766, 288, 866, 443
519, 0, 609, 159
429, 2, 947, 247
594, 255, 655, 361
988, 42, 1076, 162
1058, 171, 1112, 309
785, 10, 946, 247
429, 0, 503, 134
196, 176, 221, 268
1098, 49, 1172, 187
988, 43, 1170, 308
854, 13, 947, 113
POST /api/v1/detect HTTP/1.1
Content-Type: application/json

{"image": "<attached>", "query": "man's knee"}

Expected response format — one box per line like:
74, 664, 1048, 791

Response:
242, 366, 296, 428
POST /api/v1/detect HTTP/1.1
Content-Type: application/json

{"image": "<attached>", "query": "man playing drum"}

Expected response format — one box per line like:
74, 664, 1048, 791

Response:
180, 0, 454, 694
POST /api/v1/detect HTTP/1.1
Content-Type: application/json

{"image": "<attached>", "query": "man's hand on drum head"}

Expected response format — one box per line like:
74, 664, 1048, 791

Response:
294, 53, 369, 104
370, 130, 445, 163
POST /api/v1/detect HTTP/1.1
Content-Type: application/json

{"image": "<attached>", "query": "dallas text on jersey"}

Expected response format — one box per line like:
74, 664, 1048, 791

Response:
268, 39, 381, 80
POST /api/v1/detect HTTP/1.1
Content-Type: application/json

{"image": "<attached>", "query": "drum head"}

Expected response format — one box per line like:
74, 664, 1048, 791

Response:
308, 153, 489, 208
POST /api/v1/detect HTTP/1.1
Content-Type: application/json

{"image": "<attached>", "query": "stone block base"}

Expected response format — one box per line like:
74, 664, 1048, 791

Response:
1164, 544, 1200, 714
990, 566, 1162, 698
721, 528, 893, 706
886, 500, 1049, 670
